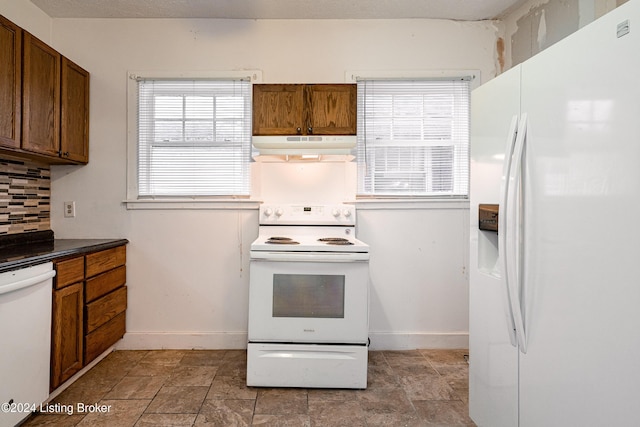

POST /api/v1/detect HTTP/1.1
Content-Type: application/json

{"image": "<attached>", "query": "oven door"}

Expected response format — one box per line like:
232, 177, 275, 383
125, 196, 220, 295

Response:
248, 252, 369, 344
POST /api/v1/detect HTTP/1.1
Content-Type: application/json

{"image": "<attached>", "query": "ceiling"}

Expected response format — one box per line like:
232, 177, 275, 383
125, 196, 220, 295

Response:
30, 0, 526, 21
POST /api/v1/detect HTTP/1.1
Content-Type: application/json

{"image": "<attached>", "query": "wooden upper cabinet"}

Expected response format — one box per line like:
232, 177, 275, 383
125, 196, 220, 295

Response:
0, 15, 90, 164
61, 57, 89, 163
253, 84, 305, 135
22, 31, 61, 158
253, 84, 356, 136
0, 16, 21, 149
305, 84, 356, 135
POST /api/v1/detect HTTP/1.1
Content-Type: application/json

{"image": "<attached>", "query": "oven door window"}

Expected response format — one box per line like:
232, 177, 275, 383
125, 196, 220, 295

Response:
273, 274, 345, 318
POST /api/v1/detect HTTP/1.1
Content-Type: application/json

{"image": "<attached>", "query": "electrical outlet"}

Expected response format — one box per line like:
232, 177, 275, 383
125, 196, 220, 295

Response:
64, 201, 76, 218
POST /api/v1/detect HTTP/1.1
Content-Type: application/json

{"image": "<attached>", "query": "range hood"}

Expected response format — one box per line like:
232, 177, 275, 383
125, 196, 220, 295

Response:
252, 135, 356, 156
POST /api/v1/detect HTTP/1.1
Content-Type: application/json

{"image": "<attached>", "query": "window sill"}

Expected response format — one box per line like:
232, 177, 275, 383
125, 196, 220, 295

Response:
123, 199, 261, 210
350, 198, 469, 210
123, 198, 468, 211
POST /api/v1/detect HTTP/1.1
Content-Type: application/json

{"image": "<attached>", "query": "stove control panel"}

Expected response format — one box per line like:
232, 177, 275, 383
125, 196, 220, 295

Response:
260, 204, 356, 225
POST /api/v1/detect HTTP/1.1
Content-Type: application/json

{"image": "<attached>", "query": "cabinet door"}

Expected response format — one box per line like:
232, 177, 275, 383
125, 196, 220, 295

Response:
22, 32, 60, 157
253, 84, 305, 135
306, 84, 356, 135
51, 282, 83, 389
61, 57, 89, 163
0, 16, 21, 148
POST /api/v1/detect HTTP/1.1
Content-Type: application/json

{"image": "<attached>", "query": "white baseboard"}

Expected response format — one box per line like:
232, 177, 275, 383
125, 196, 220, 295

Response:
367, 332, 469, 350
116, 332, 248, 350
116, 331, 468, 351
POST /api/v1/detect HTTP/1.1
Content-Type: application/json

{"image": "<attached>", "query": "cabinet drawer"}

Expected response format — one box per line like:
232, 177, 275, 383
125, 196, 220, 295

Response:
54, 256, 84, 289
84, 311, 126, 364
85, 286, 127, 333
85, 266, 126, 303
86, 246, 126, 278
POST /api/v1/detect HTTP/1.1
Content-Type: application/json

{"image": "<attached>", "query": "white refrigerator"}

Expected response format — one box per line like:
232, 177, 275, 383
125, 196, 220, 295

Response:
470, 1, 640, 426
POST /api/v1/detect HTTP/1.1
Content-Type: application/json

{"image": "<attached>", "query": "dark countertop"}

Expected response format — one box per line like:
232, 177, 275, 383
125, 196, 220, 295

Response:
0, 239, 129, 273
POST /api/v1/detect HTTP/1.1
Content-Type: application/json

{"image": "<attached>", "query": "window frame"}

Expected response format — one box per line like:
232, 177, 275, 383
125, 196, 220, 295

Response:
125, 70, 262, 210
347, 70, 479, 201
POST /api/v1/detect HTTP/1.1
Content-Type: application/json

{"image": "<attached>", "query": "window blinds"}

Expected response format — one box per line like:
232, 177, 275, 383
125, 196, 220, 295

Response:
137, 79, 251, 197
356, 79, 470, 197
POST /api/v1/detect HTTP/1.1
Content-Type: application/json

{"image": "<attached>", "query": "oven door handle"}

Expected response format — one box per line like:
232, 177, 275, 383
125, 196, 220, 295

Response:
250, 251, 370, 262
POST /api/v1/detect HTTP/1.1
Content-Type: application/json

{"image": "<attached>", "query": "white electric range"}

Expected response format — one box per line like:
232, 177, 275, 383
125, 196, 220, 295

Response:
247, 203, 370, 389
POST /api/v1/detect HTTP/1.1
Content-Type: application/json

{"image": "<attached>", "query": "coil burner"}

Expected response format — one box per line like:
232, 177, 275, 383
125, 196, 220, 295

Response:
266, 237, 300, 245
318, 237, 354, 246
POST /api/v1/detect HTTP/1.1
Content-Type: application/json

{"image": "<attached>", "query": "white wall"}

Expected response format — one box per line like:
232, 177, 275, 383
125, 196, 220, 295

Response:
358, 202, 470, 349
500, 0, 625, 70
0, 0, 50, 41
1, 2, 497, 349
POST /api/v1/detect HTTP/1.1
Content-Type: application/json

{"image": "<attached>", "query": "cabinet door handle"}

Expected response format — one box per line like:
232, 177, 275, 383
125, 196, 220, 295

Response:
308, 127, 313, 134
296, 127, 302, 134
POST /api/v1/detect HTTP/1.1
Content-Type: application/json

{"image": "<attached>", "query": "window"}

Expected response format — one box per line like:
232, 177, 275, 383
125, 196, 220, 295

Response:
356, 78, 470, 197
136, 78, 252, 197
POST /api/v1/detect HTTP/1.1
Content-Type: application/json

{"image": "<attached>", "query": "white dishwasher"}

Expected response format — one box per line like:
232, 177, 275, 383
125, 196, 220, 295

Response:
0, 262, 56, 427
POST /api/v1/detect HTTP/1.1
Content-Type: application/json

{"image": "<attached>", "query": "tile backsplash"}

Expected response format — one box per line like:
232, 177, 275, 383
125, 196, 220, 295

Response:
0, 157, 51, 235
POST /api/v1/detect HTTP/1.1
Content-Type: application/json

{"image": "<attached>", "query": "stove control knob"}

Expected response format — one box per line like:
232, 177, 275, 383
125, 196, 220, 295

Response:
275, 208, 284, 217
343, 209, 352, 217
264, 208, 273, 217
332, 209, 341, 218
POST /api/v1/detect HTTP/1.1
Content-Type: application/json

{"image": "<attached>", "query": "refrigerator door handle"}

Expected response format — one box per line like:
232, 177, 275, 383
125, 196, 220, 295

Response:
506, 113, 528, 354
499, 115, 519, 348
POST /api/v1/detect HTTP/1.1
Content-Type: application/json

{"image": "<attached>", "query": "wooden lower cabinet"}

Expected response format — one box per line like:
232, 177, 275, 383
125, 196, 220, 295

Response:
50, 244, 127, 391
85, 312, 126, 364
51, 282, 83, 389
85, 265, 125, 302
54, 256, 84, 288
86, 246, 126, 278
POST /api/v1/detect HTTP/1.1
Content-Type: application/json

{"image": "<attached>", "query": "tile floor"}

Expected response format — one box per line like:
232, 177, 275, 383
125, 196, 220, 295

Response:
22, 349, 475, 426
